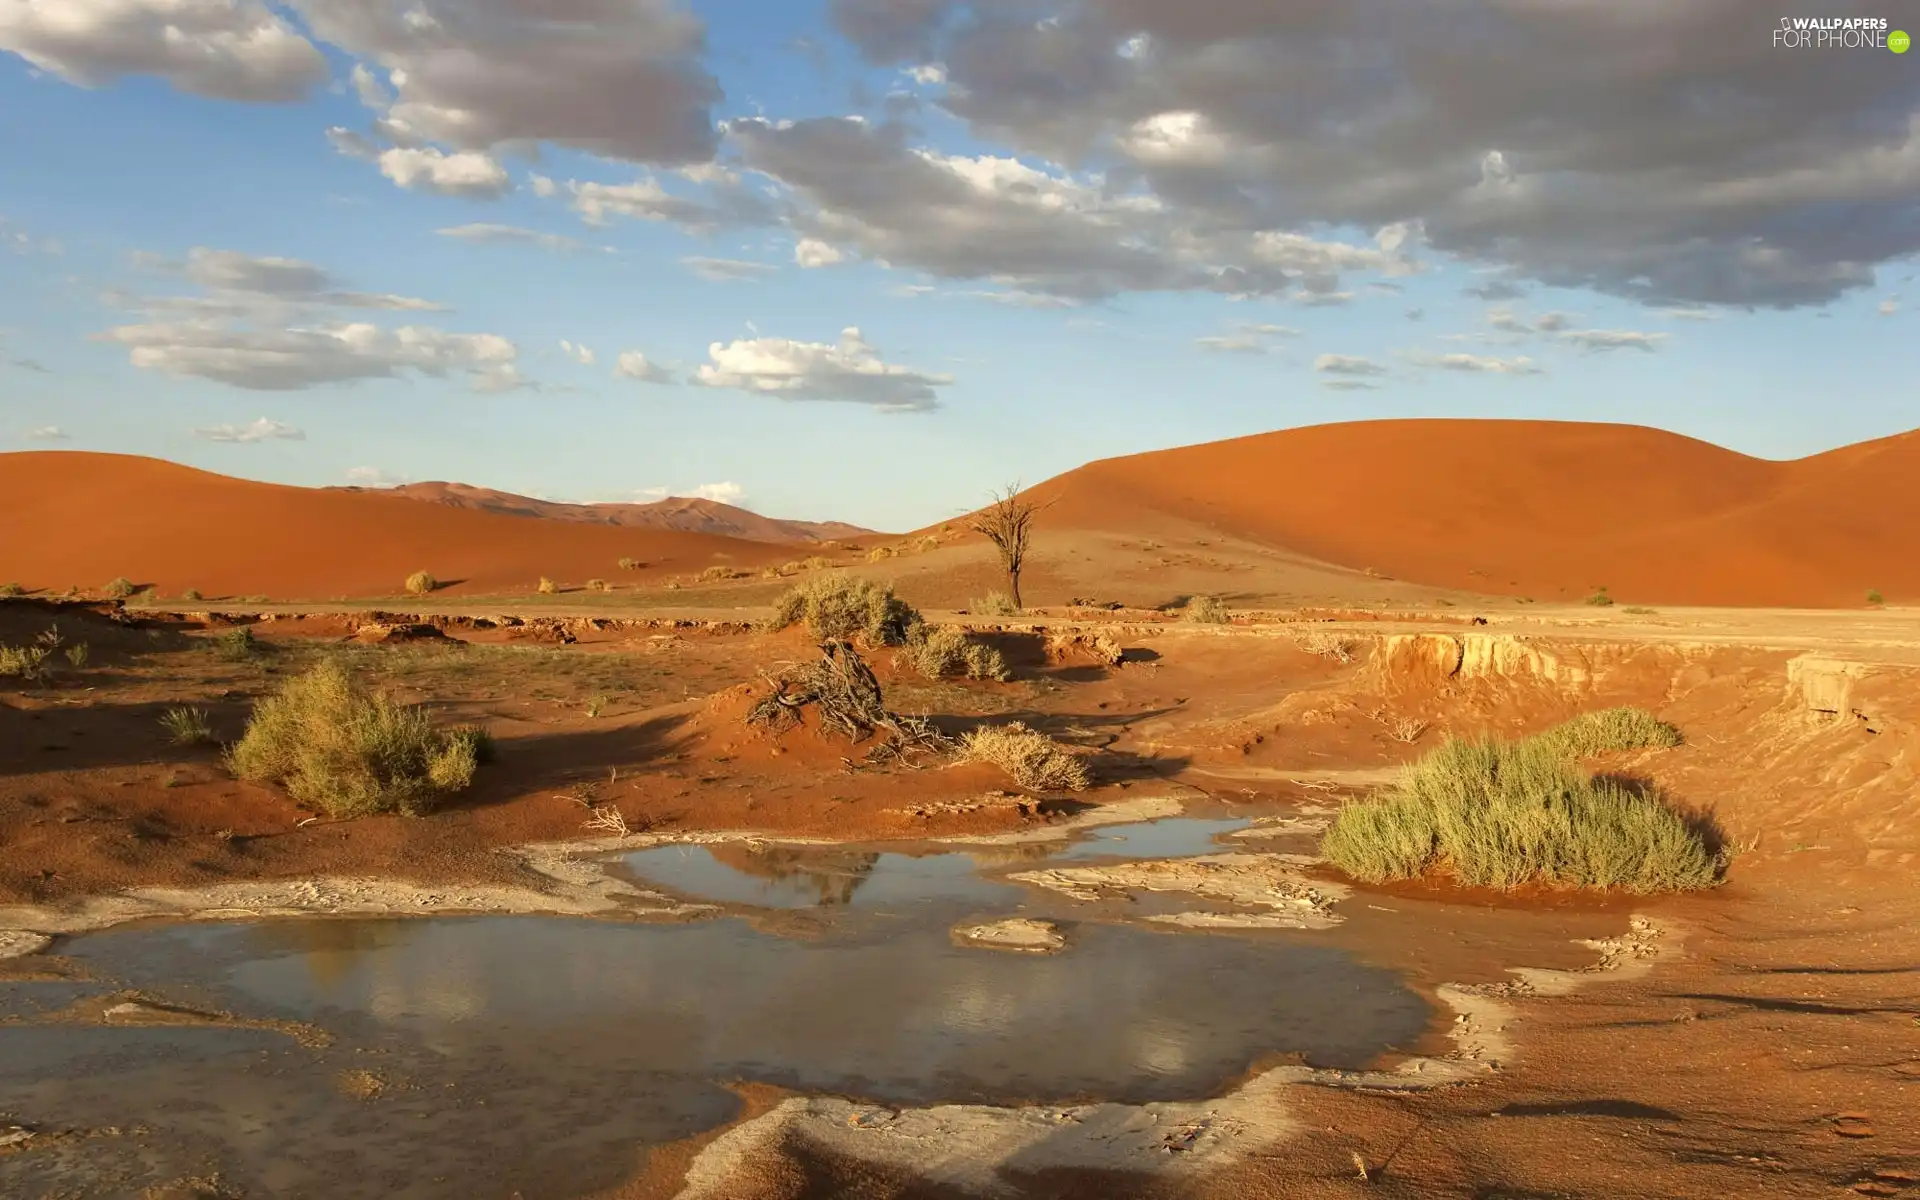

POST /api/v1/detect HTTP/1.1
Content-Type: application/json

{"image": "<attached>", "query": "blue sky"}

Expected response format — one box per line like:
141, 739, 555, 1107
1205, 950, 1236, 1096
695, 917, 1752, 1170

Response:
1, 1, 1913, 528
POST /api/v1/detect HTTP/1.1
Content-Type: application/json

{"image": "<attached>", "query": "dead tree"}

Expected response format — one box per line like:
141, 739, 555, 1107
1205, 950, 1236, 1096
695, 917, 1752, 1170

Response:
747, 641, 950, 765
968, 483, 1052, 610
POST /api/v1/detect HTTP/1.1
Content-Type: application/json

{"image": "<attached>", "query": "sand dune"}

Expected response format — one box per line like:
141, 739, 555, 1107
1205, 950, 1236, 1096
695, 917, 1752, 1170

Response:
1019, 419, 1920, 608
0, 453, 786, 600
336, 481, 874, 545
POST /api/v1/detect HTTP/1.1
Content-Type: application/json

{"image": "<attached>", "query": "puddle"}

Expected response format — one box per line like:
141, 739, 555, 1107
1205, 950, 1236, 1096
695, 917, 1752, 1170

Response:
1052, 817, 1251, 861
0, 818, 1431, 1198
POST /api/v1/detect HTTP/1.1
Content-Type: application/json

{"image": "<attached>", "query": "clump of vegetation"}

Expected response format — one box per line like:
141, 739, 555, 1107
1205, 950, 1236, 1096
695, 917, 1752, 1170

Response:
181, 588, 203, 602
537, 577, 558, 595
404, 571, 437, 596
973, 590, 1020, 617
160, 706, 214, 745
699, 565, 741, 583
585, 694, 609, 718
1295, 630, 1358, 663
1622, 606, 1656, 615
1585, 586, 1615, 607
960, 723, 1090, 792
0, 583, 22, 597
63, 643, 89, 669
1183, 595, 1231, 624
868, 546, 895, 563
225, 659, 487, 817
1321, 711, 1718, 893
618, 557, 642, 572
748, 641, 948, 764
587, 578, 611, 593
215, 626, 260, 661
802, 556, 832, 571
906, 624, 1011, 682
1866, 588, 1885, 606
104, 577, 137, 599
0, 644, 51, 680
767, 573, 922, 646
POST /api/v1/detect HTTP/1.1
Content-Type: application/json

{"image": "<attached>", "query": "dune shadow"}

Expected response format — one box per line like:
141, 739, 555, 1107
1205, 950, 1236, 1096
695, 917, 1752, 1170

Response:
0, 696, 255, 778
1491, 1099, 1682, 1121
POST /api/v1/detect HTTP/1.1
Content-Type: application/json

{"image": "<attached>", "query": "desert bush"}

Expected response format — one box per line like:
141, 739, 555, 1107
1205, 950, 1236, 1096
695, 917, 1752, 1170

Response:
0, 645, 51, 680
0, 583, 21, 597
960, 723, 1090, 792
405, 571, 437, 596
1866, 588, 1885, 606
802, 556, 832, 571
618, 557, 641, 571
1183, 595, 1231, 624
1322, 716, 1718, 893
160, 706, 214, 745
225, 659, 485, 817
587, 578, 611, 593
104, 577, 137, 599
973, 590, 1020, 617
767, 573, 922, 646
181, 588, 203, 602
63, 643, 89, 669
537, 577, 558, 595
1532, 707, 1681, 757
868, 546, 895, 563
699, 565, 741, 583
1585, 586, 1615, 607
906, 624, 1011, 682
916, 535, 939, 552
1295, 630, 1358, 662
215, 626, 260, 661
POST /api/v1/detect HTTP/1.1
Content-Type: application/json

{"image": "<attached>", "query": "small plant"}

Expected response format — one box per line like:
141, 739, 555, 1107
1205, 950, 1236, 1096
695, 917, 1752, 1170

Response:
767, 573, 922, 646
868, 546, 895, 563
916, 535, 939, 553
1622, 606, 1656, 615
181, 588, 203, 602
0, 645, 51, 680
587, 578, 611, 593
1585, 586, 1615, 607
35, 624, 63, 650
973, 590, 1020, 617
779, 560, 805, 575
698, 565, 740, 583
585, 694, 609, 718
960, 723, 1090, 792
103, 577, 137, 599
537, 577, 558, 595
404, 571, 437, 596
215, 626, 260, 661
160, 706, 215, 746
802, 556, 832, 571
63, 643, 90, 669
1296, 630, 1358, 663
225, 659, 487, 818
582, 805, 631, 836
1183, 595, 1231, 624
906, 624, 1011, 682
618, 557, 642, 571
1866, 588, 1885, 606
0, 583, 21, 597
1533, 706, 1681, 756
1383, 714, 1428, 744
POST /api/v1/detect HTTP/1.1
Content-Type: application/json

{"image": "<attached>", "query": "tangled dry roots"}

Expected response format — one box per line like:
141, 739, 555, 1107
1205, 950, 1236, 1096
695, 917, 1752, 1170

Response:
747, 641, 951, 764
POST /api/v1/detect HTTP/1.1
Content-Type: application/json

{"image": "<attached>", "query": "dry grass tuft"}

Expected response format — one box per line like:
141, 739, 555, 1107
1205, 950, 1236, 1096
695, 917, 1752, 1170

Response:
1183, 595, 1231, 624
618, 557, 642, 571
0, 583, 22, 597
181, 588, 203, 602
767, 573, 922, 646
214, 626, 260, 661
906, 624, 1011, 681
160, 706, 214, 745
973, 590, 1020, 617
404, 571, 436, 596
537, 577, 558, 595
587, 578, 611, 593
699, 565, 742, 583
960, 723, 1090, 792
0, 644, 51, 680
1295, 630, 1359, 663
1322, 710, 1718, 893
225, 659, 487, 818
867, 546, 895, 563
104, 577, 137, 599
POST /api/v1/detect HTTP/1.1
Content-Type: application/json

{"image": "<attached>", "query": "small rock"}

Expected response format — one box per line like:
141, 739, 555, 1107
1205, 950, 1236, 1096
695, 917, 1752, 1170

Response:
952, 917, 1066, 954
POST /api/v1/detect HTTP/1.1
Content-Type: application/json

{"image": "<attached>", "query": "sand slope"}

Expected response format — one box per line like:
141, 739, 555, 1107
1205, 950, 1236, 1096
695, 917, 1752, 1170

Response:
0, 453, 786, 599
1019, 420, 1920, 607
335, 481, 874, 544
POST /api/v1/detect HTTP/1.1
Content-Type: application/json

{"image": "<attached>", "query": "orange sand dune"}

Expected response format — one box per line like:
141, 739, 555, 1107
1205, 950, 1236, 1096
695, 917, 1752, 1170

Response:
0, 453, 786, 600
1022, 419, 1920, 608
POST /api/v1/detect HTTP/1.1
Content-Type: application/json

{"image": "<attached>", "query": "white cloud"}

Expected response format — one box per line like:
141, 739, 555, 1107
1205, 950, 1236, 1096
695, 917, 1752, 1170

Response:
1196, 323, 1300, 354
0, 0, 327, 102
559, 339, 596, 366
346, 466, 406, 486
1653, 307, 1720, 321
1487, 309, 1530, 334
1533, 311, 1576, 333
615, 351, 674, 384
688, 481, 746, 504
1426, 352, 1544, 375
376, 147, 511, 199
529, 173, 559, 199
102, 322, 525, 391
26, 424, 69, 440
904, 63, 946, 85
682, 256, 777, 283
1879, 295, 1900, 316
1319, 380, 1379, 392
435, 223, 580, 252
193, 417, 306, 443
694, 326, 951, 412
794, 237, 845, 268
1313, 353, 1386, 377
563, 175, 772, 232
1557, 329, 1668, 353
136, 248, 444, 312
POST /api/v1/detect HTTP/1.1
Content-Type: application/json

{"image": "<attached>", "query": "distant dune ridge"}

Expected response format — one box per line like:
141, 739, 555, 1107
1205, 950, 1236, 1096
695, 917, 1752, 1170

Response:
333, 480, 873, 545
4, 420, 1916, 606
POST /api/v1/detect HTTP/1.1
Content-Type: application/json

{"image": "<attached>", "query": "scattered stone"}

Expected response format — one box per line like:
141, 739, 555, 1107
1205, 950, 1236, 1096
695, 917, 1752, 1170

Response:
953, 918, 1066, 954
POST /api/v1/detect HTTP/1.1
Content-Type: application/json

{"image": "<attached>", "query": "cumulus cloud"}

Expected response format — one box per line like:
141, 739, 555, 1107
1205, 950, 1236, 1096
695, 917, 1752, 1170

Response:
1533, 311, 1576, 334
1465, 281, 1526, 302
795, 237, 846, 268
193, 417, 306, 443
346, 466, 406, 486
1314, 353, 1386, 377
694, 326, 951, 412
374, 147, 512, 199
682, 256, 777, 283
827, 1, 1920, 307
1424, 352, 1544, 376
559, 339, 595, 366
1557, 329, 1668, 353
563, 175, 771, 232
26, 424, 69, 440
434, 223, 581, 251
1196, 323, 1299, 354
135, 248, 445, 313
615, 351, 675, 384
0, 0, 327, 102
1489, 308, 1576, 335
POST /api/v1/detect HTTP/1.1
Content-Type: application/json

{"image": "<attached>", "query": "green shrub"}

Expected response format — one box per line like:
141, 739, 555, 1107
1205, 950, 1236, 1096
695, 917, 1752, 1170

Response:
960, 723, 1090, 792
63, 643, 89, 669
0, 583, 22, 597
1183, 595, 1231, 624
1585, 586, 1615, 607
160, 706, 214, 745
973, 591, 1020, 617
181, 588, 203, 602
104, 577, 137, 599
618, 557, 641, 571
405, 571, 437, 596
537, 577, 558, 595
215, 626, 260, 661
907, 624, 1011, 681
1321, 714, 1718, 893
1533, 707, 1682, 757
768, 573, 922, 646
1866, 588, 1885, 606
699, 565, 741, 583
0, 645, 51, 680
868, 546, 895, 563
225, 659, 485, 817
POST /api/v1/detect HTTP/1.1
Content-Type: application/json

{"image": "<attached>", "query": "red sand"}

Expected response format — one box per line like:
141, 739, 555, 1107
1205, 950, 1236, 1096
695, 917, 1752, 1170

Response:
1022, 419, 1920, 608
0, 452, 787, 600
